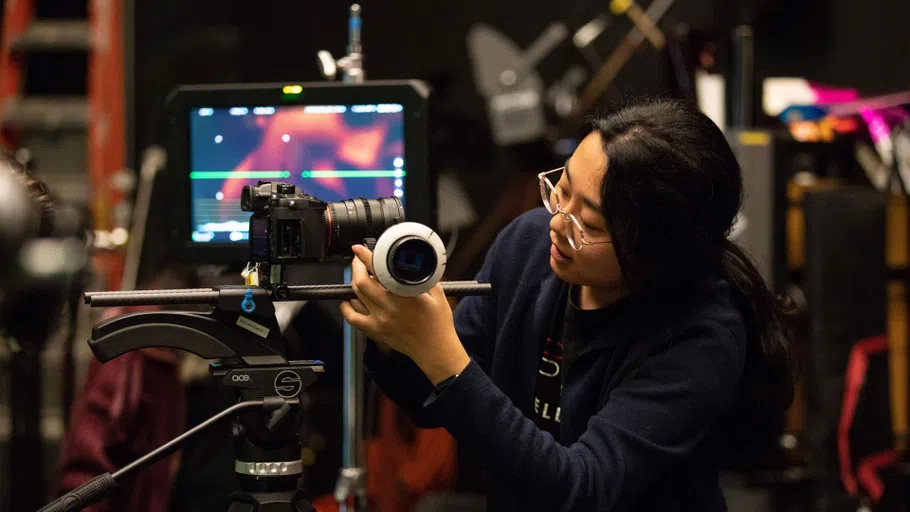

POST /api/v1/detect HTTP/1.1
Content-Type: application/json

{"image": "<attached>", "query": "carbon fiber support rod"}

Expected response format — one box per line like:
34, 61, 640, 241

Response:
84, 288, 220, 306
284, 281, 491, 300
84, 281, 491, 307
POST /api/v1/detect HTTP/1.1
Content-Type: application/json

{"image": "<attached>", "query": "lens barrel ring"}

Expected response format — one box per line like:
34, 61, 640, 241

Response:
358, 197, 374, 240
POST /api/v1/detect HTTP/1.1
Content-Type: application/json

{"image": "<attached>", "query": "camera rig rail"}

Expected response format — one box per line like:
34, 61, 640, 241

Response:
84, 280, 491, 306
83, 282, 489, 367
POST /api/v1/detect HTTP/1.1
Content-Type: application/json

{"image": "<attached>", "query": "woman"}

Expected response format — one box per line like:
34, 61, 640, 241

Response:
340, 99, 796, 511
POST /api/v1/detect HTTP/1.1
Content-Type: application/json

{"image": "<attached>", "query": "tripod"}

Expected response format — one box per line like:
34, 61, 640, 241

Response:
37, 281, 490, 512
41, 396, 316, 512
221, 372, 317, 512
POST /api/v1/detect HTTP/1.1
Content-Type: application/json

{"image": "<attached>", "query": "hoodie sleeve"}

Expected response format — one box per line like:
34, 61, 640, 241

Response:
362, 223, 501, 428
419, 320, 745, 511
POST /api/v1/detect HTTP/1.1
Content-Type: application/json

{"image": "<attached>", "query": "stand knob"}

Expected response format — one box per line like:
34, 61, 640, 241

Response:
316, 50, 338, 80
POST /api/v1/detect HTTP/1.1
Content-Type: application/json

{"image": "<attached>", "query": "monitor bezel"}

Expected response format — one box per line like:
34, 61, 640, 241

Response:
165, 80, 433, 265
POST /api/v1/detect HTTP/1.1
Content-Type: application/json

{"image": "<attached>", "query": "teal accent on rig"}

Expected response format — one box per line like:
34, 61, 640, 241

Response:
241, 289, 256, 313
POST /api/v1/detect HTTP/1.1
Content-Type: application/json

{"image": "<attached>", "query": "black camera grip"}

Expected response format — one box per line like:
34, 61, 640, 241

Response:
37, 473, 116, 512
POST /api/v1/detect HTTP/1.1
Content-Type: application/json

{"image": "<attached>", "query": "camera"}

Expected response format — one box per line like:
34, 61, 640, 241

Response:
241, 181, 445, 296
241, 181, 405, 264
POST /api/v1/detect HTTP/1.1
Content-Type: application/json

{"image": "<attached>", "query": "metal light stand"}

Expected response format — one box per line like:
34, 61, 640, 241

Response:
317, 4, 365, 84
317, 6, 370, 510
333, 269, 368, 512
730, 24, 754, 128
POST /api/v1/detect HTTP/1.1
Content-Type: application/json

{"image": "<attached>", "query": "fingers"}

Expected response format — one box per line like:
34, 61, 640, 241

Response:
340, 301, 372, 331
350, 249, 384, 310
351, 298, 370, 315
351, 245, 376, 275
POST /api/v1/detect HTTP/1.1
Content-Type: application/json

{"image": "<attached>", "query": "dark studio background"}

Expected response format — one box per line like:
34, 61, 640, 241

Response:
2, 0, 909, 505
1, 0, 908, 279
126, 0, 910, 282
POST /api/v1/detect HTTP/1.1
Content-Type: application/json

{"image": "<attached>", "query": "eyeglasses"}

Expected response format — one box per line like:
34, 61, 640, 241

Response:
538, 167, 612, 250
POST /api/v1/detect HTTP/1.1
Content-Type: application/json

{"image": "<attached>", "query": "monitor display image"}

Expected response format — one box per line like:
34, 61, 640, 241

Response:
189, 103, 406, 244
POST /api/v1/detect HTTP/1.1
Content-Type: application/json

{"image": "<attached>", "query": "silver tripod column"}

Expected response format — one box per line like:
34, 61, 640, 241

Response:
334, 265, 368, 512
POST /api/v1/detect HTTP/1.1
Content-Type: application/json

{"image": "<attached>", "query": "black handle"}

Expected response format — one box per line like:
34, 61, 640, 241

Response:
37, 473, 116, 512
36, 400, 267, 512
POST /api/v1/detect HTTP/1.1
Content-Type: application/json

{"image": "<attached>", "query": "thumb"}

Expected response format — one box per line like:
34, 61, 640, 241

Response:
351, 244, 376, 275
429, 282, 447, 301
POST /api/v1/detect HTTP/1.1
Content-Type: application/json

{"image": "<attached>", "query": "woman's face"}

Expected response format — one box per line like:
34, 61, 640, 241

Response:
547, 131, 623, 290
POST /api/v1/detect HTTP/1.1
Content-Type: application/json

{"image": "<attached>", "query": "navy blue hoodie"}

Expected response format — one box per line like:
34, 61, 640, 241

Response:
364, 207, 748, 511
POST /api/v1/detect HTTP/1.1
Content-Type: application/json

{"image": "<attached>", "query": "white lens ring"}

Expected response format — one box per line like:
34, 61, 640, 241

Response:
372, 222, 446, 296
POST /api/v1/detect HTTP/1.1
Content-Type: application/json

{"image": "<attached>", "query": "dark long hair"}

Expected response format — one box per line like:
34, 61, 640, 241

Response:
591, 99, 796, 435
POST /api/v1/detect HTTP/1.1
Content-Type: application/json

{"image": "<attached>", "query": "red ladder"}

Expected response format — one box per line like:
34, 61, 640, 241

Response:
0, 0, 127, 291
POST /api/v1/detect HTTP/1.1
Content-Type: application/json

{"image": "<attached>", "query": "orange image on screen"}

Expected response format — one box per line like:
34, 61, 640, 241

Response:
219, 108, 404, 200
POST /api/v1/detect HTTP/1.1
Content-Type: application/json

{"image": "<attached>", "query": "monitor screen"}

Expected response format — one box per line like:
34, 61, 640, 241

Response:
188, 103, 406, 244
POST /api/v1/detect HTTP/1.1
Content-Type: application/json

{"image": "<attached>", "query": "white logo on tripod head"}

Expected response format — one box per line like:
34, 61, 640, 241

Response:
231, 374, 251, 382
274, 371, 303, 398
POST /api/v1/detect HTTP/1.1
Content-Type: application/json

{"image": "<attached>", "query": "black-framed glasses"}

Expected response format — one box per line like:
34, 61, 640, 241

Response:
538, 167, 612, 250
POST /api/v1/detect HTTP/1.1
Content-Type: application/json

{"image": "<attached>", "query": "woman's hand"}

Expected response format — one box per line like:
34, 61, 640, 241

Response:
340, 245, 470, 385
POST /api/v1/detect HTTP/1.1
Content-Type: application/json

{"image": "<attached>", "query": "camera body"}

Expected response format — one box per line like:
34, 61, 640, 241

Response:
241, 181, 405, 266
241, 182, 445, 296
242, 182, 333, 263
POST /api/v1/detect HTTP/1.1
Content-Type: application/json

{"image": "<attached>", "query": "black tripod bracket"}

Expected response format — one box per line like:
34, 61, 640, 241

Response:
89, 285, 290, 366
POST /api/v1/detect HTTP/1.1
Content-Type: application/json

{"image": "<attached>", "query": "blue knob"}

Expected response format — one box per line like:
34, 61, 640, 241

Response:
241, 289, 256, 313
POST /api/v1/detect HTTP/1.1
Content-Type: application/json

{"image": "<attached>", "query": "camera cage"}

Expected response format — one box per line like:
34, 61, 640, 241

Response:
165, 79, 434, 265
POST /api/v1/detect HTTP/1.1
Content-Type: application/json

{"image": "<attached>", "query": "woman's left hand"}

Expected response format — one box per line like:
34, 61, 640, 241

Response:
340, 245, 471, 385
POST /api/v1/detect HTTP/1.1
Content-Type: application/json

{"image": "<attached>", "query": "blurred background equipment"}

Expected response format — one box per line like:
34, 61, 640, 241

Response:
0, 1, 128, 510
467, 21, 568, 146
0, 0, 129, 291
0, 153, 91, 512
317, 4, 365, 84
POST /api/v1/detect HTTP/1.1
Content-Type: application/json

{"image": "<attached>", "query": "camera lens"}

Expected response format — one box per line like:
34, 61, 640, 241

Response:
387, 237, 437, 284
326, 197, 404, 256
